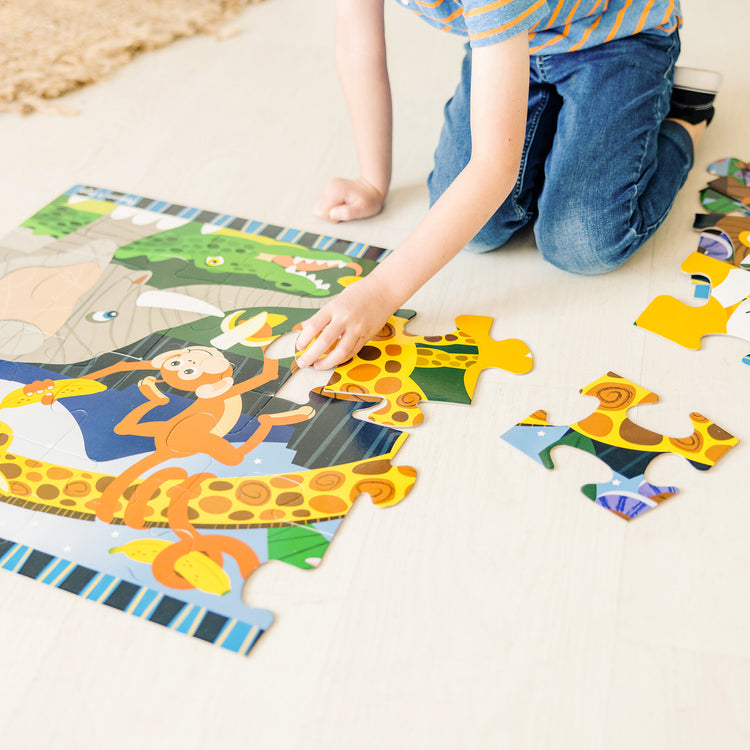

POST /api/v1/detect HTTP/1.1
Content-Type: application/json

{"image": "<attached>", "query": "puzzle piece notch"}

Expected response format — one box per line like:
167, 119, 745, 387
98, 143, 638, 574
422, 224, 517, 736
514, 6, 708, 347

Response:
500, 372, 738, 520
635, 250, 750, 365
320, 312, 533, 427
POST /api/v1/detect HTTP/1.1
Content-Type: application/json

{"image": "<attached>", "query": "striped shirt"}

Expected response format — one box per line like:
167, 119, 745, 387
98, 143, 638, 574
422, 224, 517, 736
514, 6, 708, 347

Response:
395, 0, 682, 53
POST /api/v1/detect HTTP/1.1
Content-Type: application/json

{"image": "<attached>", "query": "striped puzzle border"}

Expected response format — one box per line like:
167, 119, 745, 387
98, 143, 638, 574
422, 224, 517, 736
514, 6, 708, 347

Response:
65, 184, 394, 260
0, 537, 264, 655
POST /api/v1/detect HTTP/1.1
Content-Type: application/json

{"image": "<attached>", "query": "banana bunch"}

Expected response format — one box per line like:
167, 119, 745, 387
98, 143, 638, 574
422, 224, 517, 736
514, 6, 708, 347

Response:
110, 538, 232, 596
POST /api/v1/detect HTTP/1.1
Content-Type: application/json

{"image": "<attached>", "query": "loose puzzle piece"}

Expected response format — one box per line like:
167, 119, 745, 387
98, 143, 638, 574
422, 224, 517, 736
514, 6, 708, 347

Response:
693, 213, 750, 267
318, 311, 533, 427
700, 157, 750, 216
637, 159, 750, 365
501, 372, 738, 520
0, 186, 433, 655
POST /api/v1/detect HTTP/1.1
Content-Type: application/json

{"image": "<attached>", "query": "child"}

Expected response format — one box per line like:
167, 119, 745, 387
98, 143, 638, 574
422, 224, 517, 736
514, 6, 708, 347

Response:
295, 0, 720, 370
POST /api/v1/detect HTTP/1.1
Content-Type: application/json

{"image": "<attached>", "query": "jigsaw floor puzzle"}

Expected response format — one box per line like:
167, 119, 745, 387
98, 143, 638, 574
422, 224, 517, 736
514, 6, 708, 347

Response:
0, 185, 533, 655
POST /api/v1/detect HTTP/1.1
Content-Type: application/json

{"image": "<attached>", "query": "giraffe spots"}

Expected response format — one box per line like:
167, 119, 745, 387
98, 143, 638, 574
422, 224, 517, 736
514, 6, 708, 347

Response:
0, 463, 21, 479
310, 471, 345, 491
47, 466, 73, 480
385, 344, 401, 356
590, 381, 637, 410
271, 475, 303, 488
292, 509, 310, 518
707, 423, 735, 441
347, 364, 381, 382
96, 476, 114, 492
208, 480, 233, 492
236, 480, 271, 506
352, 459, 391, 475
59, 499, 78, 508
9, 481, 31, 496
198, 495, 232, 515
327, 372, 342, 386
275, 492, 304, 507
372, 323, 396, 340
25, 459, 42, 468
260, 508, 286, 521
706, 444, 733, 462
309, 494, 347, 514
384, 360, 401, 373
36, 484, 60, 500
357, 346, 381, 361
619, 418, 663, 446
228, 510, 255, 521
577, 412, 613, 438
422, 336, 442, 343
374, 377, 401, 394
353, 479, 397, 504
26, 471, 44, 483
63, 479, 91, 498
0, 433, 8, 447
392, 412, 411, 423
669, 432, 704, 453
396, 392, 421, 409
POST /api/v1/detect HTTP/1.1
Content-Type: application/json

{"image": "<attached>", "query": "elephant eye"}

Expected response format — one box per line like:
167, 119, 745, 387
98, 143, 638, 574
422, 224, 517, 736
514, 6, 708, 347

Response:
86, 310, 118, 323
205, 256, 224, 267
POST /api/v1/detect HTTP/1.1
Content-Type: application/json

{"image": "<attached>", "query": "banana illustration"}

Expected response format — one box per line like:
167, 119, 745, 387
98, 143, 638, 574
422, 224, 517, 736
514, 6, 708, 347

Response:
1, 378, 106, 409
173, 550, 231, 596
110, 538, 172, 563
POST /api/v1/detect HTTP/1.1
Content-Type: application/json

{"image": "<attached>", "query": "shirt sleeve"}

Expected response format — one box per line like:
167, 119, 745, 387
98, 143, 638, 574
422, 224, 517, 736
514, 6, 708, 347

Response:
462, 0, 551, 47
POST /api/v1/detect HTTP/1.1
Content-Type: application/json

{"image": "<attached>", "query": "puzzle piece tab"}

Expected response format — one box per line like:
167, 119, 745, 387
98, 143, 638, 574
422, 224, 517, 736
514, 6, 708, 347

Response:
319, 312, 533, 427
501, 372, 737, 520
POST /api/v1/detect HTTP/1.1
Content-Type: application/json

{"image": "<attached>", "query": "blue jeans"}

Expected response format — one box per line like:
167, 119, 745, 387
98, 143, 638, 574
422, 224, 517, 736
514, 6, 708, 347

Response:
428, 31, 693, 274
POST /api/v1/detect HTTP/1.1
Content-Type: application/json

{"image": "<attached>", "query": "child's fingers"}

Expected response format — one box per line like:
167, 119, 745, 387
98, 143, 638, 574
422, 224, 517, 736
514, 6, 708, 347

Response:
297, 324, 343, 368
313, 331, 363, 371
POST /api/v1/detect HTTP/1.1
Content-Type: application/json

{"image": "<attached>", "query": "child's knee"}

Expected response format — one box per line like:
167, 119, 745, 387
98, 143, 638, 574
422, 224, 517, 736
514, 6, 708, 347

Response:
535, 217, 640, 275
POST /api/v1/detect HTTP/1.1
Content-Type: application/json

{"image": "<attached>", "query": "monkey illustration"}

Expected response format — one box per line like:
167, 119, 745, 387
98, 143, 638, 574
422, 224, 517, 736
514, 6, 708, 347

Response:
24, 345, 314, 528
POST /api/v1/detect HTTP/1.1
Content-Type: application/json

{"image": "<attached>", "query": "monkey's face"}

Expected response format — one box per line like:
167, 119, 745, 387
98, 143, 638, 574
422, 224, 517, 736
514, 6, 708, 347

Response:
156, 347, 233, 392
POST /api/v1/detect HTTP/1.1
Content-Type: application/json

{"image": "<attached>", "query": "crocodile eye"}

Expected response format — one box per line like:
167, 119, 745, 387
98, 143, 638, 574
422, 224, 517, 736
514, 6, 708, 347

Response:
205, 256, 224, 267
86, 310, 118, 323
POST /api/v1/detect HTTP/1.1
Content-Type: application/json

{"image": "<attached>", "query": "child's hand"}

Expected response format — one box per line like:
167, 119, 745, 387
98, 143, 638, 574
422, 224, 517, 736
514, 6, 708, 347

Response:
295, 276, 398, 370
314, 177, 385, 223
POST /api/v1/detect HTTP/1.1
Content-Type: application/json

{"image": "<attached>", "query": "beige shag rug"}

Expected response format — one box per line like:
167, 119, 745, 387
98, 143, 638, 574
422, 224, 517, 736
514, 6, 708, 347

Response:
0, 0, 264, 114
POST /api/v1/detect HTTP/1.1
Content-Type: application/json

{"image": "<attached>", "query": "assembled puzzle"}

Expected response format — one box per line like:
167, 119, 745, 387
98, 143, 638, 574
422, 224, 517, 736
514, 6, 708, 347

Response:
501, 372, 738, 520
0, 185, 533, 655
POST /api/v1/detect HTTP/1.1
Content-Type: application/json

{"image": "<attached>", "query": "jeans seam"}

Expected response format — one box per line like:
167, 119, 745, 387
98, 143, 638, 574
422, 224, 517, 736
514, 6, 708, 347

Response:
512, 86, 550, 221
630, 31, 681, 241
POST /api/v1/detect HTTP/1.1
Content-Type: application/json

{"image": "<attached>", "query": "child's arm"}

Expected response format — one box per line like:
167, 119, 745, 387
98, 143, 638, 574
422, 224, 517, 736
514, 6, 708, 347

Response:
298, 29, 530, 369
314, 0, 392, 223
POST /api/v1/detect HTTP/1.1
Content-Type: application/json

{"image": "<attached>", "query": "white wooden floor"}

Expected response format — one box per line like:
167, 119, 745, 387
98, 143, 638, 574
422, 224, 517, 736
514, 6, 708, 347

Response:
1, 1, 749, 747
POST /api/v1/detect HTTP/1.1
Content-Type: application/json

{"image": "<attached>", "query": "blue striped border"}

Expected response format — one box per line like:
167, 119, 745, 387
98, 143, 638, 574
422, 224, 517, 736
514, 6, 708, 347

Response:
64, 184, 392, 261
0, 537, 263, 656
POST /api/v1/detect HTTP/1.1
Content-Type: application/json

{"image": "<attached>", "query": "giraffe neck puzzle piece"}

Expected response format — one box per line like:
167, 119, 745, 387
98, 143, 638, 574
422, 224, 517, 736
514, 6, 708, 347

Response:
0, 185, 529, 655
318, 311, 533, 427
501, 372, 738, 520
637, 158, 750, 365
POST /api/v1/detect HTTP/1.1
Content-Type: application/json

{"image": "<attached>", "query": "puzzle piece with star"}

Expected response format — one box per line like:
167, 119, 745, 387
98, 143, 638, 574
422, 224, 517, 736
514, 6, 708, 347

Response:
501, 372, 738, 520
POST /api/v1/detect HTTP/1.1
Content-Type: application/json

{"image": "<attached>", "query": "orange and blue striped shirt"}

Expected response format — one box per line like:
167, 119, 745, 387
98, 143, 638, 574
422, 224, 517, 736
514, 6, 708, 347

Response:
396, 0, 681, 52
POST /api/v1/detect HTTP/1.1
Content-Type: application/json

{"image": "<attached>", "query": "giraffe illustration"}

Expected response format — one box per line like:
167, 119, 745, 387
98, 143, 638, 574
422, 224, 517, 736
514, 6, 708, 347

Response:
0, 421, 415, 528
501, 372, 738, 520
318, 313, 533, 427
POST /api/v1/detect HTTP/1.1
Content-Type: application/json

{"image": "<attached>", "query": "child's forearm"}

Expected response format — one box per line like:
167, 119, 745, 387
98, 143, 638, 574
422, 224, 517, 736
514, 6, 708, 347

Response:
369, 158, 521, 308
334, 0, 392, 195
